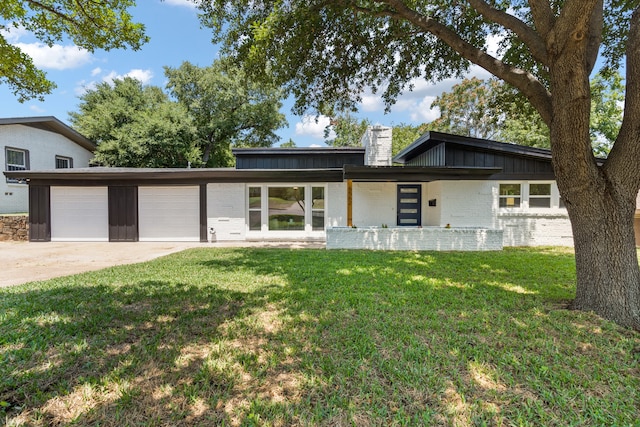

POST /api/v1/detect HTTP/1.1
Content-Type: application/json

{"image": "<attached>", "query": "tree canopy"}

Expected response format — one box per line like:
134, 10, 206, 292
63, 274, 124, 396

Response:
165, 60, 287, 167
1, 0, 147, 102
323, 112, 370, 147
70, 59, 287, 168
199, 0, 640, 330
69, 77, 201, 168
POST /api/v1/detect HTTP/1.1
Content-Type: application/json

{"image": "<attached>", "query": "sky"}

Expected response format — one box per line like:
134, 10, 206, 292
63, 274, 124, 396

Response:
0, 0, 490, 147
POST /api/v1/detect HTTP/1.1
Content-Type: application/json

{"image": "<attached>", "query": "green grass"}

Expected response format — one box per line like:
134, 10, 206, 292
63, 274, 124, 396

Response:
1, 247, 639, 426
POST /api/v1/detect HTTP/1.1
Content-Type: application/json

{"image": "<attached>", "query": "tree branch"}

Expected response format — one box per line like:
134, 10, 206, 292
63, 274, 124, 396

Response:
377, 0, 553, 124
605, 6, 640, 191
467, 0, 548, 65
26, 0, 76, 25
529, 0, 555, 38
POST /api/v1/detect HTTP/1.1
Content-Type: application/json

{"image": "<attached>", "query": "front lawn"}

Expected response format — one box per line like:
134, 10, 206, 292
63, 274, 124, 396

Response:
1, 247, 638, 426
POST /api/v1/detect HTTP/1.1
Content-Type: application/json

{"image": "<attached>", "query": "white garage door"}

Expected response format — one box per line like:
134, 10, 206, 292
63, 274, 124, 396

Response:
51, 187, 109, 241
138, 186, 200, 241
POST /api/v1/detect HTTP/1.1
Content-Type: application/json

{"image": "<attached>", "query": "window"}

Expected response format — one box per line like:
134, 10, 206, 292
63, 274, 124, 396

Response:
499, 183, 521, 208
248, 185, 326, 232
269, 187, 305, 231
248, 187, 262, 231
55, 155, 73, 169
311, 187, 325, 231
5, 147, 29, 183
529, 183, 551, 208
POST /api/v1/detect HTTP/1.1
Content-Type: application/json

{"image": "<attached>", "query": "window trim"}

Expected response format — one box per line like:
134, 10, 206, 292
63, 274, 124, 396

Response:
5, 147, 30, 184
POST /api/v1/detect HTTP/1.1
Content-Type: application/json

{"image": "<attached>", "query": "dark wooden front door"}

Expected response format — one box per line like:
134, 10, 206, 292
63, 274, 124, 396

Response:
108, 186, 138, 242
397, 184, 421, 226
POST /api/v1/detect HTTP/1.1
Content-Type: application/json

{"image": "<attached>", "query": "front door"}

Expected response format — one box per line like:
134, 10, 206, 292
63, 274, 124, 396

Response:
397, 184, 421, 226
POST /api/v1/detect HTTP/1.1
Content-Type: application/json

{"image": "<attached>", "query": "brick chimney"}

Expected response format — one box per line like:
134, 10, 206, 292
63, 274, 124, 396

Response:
361, 125, 392, 166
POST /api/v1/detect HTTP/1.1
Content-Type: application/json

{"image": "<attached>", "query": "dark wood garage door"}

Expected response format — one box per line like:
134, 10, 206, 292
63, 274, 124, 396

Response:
108, 186, 138, 242
635, 215, 640, 247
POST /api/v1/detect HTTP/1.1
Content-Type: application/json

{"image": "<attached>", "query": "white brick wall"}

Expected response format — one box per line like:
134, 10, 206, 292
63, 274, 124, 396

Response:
207, 183, 246, 241
498, 212, 573, 246
352, 182, 397, 227
438, 181, 495, 228
326, 227, 503, 251
1, 124, 94, 214
327, 182, 347, 227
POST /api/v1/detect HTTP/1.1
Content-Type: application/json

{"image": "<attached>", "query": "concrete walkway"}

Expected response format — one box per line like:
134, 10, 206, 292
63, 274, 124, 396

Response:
0, 241, 324, 288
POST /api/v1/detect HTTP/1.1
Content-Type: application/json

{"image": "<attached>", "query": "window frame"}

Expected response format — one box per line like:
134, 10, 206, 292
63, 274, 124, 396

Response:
5, 147, 30, 184
247, 184, 327, 234
498, 181, 563, 211
55, 155, 73, 169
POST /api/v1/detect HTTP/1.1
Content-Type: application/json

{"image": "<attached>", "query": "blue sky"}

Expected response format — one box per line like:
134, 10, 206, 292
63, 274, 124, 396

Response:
0, 0, 490, 147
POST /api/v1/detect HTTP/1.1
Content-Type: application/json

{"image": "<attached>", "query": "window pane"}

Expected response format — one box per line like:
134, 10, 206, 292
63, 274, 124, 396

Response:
249, 211, 261, 230
312, 187, 324, 209
529, 197, 551, 208
249, 187, 261, 208
530, 183, 551, 196
269, 187, 305, 231
499, 183, 521, 196
499, 197, 521, 208
56, 157, 70, 169
312, 212, 324, 231
7, 150, 24, 165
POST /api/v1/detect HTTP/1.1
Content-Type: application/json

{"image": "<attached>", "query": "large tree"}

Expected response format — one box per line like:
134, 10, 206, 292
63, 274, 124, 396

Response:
69, 77, 201, 168
1, 0, 147, 102
323, 111, 370, 147
165, 59, 287, 167
199, 0, 640, 330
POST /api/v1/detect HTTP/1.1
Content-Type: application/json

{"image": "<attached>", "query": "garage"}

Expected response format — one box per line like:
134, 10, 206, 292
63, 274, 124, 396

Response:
51, 186, 109, 241
138, 186, 200, 241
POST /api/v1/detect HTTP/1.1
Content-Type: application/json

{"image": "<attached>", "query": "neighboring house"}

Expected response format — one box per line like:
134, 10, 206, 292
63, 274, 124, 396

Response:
5, 126, 599, 249
1, 117, 96, 214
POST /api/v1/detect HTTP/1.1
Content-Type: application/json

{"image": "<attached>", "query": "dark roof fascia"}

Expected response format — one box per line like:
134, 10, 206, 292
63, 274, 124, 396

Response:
0, 116, 97, 152
233, 147, 366, 156
3, 167, 345, 185
393, 131, 554, 164
343, 165, 503, 182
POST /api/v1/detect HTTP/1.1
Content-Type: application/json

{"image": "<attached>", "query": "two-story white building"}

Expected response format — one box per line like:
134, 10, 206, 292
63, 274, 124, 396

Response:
1, 117, 96, 214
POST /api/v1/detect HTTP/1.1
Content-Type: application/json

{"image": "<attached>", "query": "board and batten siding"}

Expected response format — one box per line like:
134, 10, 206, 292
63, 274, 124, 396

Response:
138, 186, 200, 242
50, 186, 108, 241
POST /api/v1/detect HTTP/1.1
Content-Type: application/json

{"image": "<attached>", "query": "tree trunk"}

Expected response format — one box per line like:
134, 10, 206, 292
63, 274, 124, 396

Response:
549, 42, 640, 331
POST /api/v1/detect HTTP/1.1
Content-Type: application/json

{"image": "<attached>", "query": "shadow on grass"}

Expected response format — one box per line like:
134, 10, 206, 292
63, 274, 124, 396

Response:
1, 247, 639, 426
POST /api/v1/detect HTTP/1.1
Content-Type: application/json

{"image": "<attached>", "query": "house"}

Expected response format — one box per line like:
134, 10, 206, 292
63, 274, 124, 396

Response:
5, 126, 596, 249
1, 117, 96, 214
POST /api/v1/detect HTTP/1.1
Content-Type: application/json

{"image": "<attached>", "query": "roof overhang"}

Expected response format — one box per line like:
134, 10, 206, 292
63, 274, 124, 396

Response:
343, 165, 503, 181
3, 167, 345, 186
0, 116, 96, 152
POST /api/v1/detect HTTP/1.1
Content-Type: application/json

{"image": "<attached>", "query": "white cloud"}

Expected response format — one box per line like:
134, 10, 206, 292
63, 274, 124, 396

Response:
163, 0, 197, 8
29, 105, 46, 114
75, 68, 154, 95
361, 94, 384, 112
15, 42, 92, 70
294, 115, 331, 140
0, 26, 29, 43
309, 144, 323, 148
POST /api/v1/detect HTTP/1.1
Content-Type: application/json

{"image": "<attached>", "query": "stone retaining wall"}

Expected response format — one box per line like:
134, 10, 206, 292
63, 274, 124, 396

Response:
0, 215, 29, 241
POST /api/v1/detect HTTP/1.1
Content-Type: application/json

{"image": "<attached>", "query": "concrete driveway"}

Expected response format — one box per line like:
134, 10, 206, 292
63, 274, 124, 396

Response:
0, 241, 324, 288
